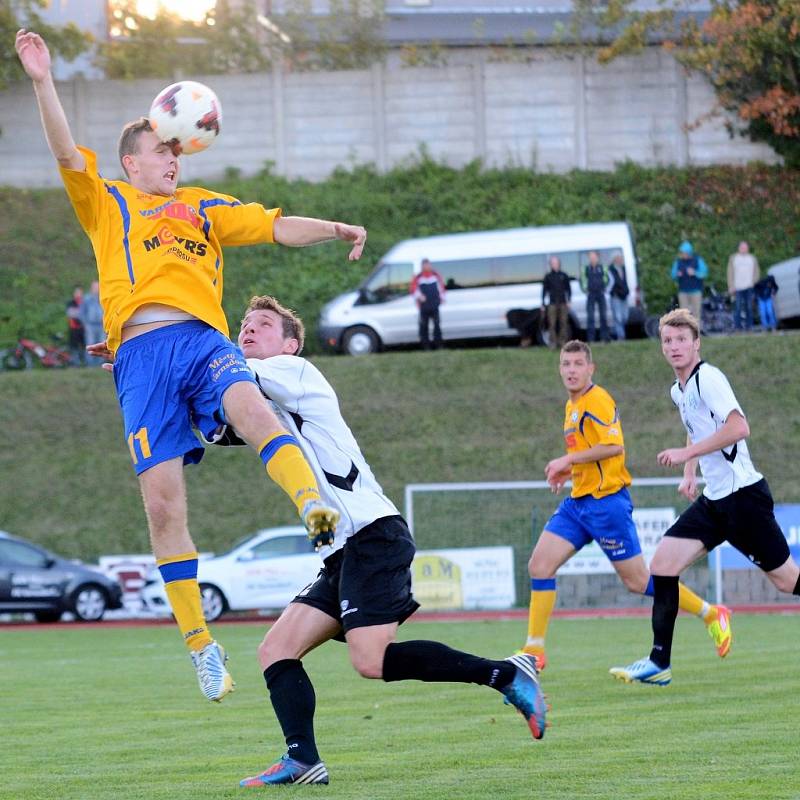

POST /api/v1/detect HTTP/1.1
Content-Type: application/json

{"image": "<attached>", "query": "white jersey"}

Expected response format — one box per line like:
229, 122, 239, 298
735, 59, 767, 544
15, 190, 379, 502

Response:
247, 355, 399, 557
669, 361, 762, 501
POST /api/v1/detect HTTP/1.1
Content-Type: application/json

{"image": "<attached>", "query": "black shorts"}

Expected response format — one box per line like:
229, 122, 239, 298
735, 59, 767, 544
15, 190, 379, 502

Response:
665, 478, 790, 572
292, 515, 420, 635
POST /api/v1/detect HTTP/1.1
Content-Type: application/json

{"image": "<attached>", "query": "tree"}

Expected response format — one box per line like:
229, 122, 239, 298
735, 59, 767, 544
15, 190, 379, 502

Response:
571, 0, 800, 166
96, 0, 272, 79
95, 0, 386, 79
0, 0, 91, 89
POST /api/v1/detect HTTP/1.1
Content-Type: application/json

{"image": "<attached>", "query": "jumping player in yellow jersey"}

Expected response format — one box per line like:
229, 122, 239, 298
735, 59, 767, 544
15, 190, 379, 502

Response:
520, 340, 730, 673
16, 29, 366, 703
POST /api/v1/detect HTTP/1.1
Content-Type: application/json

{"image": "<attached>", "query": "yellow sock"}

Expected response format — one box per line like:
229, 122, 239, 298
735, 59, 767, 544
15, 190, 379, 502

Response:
259, 432, 321, 514
524, 578, 557, 655
678, 582, 714, 622
157, 552, 212, 652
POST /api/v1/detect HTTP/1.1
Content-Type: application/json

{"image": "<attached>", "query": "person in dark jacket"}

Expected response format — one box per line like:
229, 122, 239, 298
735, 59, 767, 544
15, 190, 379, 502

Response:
753, 274, 779, 332
541, 255, 572, 347
410, 258, 446, 350
607, 253, 630, 341
582, 251, 609, 343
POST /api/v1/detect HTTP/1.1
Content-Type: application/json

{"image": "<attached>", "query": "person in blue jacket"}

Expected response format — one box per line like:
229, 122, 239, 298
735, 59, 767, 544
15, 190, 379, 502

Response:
671, 241, 708, 323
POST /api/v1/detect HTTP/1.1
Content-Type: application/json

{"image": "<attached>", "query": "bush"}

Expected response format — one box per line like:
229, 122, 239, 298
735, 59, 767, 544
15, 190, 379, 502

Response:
1, 157, 798, 350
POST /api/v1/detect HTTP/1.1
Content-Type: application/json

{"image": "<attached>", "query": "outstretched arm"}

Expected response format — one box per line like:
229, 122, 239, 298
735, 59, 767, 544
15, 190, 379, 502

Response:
15, 30, 84, 171
272, 216, 367, 261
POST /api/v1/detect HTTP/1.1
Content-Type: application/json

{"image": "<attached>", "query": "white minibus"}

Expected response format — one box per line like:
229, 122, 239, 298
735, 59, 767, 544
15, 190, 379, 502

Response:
318, 222, 645, 355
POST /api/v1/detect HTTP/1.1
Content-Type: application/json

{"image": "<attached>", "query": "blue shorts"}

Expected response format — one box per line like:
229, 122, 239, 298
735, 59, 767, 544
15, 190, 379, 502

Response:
544, 488, 641, 561
113, 321, 256, 475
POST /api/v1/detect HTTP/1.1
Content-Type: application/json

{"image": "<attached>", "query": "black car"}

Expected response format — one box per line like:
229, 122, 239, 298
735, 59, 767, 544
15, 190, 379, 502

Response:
0, 531, 123, 622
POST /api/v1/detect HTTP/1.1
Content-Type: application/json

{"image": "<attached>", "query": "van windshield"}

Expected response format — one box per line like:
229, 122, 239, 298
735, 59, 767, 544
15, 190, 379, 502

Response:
359, 262, 414, 304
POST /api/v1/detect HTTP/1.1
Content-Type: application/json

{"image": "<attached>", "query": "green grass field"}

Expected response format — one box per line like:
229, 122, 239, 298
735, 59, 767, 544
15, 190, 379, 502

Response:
2, 614, 798, 800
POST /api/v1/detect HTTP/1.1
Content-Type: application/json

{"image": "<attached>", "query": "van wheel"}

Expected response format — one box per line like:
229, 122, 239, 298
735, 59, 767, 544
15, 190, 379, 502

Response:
342, 326, 380, 356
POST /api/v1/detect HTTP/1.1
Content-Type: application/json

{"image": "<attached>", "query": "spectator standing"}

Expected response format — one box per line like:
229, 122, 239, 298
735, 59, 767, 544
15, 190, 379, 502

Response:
410, 258, 446, 350
753, 273, 779, 332
607, 252, 629, 341
671, 241, 708, 322
541, 255, 571, 348
726, 241, 759, 331
66, 286, 85, 366
582, 251, 609, 343
80, 280, 105, 365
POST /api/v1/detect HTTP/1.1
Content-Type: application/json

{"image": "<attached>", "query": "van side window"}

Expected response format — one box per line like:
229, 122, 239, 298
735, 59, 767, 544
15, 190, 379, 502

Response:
438, 253, 548, 290
359, 262, 414, 304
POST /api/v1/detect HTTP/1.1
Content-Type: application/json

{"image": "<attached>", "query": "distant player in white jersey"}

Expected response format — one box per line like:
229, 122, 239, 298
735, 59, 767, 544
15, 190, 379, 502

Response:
611, 308, 800, 686
222, 296, 546, 787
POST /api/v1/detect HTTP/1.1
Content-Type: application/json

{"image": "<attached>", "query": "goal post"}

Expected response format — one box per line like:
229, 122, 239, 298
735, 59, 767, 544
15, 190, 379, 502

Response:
404, 478, 718, 610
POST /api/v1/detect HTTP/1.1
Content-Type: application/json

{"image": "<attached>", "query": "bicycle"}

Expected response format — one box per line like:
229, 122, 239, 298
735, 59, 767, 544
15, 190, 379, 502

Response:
644, 284, 735, 339
0, 335, 74, 370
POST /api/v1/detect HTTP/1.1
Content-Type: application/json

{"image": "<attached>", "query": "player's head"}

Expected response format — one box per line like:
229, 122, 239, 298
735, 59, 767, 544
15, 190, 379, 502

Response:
239, 295, 305, 359
118, 117, 179, 195
559, 339, 594, 395
658, 308, 701, 371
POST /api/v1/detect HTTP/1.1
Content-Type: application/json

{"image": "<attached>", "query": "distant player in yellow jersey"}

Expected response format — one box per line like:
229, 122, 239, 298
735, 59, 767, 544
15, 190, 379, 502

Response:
520, 340, 730, 671
16, 29, 366, 703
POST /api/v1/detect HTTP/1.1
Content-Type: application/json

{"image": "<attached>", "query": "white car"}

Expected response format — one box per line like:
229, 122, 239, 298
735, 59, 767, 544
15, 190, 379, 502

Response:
140, 526, 319, 621
767, 256, 800, 323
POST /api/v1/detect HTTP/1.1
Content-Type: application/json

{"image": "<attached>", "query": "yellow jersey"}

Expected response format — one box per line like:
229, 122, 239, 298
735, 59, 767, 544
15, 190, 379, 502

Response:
563, 384, 631, 499
59, 146, 281, 353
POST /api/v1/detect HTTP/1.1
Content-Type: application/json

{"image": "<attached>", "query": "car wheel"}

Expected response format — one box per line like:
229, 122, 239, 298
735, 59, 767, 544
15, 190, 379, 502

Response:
34, 610, 62, 623
71, 584, 109, 621
200, 583, 227, 622
342, 325, 380, 356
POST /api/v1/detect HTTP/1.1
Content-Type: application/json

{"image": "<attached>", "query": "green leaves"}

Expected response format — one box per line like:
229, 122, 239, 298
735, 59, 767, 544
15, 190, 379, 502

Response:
0, 0, 91, 90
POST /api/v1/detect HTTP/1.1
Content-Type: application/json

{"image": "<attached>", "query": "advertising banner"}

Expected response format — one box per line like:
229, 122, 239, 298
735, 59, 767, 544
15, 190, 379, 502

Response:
411, 546, 516, 610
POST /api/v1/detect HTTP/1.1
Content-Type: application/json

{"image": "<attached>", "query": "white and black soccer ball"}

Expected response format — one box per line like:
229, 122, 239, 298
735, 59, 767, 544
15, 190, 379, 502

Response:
148, 80, 222, 155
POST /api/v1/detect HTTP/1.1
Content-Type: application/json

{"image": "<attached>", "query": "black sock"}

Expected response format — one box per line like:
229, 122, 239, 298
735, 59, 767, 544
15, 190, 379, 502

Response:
794, 573, 800, 596
382, 640, 515, 690
263, 659, 320, 765
649, 575, 680, 669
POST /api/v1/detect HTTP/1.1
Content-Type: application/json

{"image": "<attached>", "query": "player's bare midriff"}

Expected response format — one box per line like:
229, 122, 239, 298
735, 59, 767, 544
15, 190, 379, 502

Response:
121, 303, 197, 343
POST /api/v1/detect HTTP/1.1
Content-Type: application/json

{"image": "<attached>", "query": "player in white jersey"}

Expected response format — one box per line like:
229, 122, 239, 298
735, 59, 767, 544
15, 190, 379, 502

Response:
611, 309, 800, 686
218, 296, 546, 787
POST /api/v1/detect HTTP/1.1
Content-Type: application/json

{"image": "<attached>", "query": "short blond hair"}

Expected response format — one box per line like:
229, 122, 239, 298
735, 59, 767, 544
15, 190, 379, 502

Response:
658, 308, 700, 339
118, 117, 154, 177
243, 295, 305, 354
561, 339, 592, 362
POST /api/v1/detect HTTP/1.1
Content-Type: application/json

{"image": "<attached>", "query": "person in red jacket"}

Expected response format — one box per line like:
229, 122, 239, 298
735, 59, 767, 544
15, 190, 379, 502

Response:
410, 258, 446, 350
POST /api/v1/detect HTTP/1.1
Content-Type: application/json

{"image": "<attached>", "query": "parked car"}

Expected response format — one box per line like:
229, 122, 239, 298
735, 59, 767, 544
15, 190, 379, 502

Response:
140, 526, 319, 621
767, 256, 800, 324
0, 531, 123, 622
318, 222, 646, 354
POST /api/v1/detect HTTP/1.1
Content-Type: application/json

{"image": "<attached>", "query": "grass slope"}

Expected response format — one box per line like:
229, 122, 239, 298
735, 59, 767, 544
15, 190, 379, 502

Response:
0, 333, 798, 565
2, 615, 798, 800
2, 158, 800, 350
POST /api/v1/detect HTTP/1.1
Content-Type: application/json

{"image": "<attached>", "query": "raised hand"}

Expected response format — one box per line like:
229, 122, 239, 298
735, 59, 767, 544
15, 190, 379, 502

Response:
15, 30, 52, 83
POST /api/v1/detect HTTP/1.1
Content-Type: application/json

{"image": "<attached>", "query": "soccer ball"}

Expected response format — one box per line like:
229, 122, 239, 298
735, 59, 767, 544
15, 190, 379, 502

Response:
148, 80, 222, 155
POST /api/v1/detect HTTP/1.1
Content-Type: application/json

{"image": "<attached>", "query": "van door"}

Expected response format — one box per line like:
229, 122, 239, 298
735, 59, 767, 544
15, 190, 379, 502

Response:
356, 261, 417, 344
435, 253, 547, 339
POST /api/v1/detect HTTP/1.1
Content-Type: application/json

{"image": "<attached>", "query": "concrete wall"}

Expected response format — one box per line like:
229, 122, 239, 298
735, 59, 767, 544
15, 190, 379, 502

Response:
1, 47, 778, 189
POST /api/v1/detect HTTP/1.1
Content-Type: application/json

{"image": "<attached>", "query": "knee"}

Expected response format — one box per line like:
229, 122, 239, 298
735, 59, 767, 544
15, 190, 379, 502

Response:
769, 570, 799, 594
622, 574, 648, 594
528, 553, 555, 580
349, 650, 383, 680
257, 630, 292, 670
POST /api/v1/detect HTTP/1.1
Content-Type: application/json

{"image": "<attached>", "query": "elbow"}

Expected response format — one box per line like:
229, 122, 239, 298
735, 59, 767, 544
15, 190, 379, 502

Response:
738, 419, 750, 440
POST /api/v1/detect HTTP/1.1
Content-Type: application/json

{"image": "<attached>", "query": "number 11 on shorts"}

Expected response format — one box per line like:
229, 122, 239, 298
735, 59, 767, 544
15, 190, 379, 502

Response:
127, 427, 152, 464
